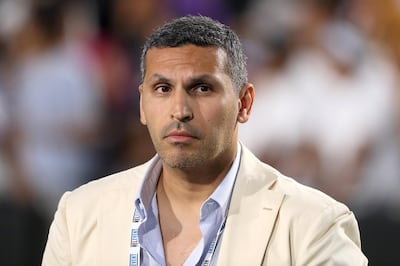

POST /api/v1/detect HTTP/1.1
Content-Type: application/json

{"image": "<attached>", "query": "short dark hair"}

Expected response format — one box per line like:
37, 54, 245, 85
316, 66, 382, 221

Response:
140, 15, 248, 93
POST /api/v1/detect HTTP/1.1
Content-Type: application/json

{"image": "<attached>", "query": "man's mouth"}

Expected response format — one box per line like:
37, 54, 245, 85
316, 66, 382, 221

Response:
165, 130, 197, 143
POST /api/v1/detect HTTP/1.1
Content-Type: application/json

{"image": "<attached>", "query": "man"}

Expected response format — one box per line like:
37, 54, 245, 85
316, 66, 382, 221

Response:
42, 16, 368, 265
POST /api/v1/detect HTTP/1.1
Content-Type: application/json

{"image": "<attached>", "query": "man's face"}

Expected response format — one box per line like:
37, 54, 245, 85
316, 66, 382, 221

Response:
139, 45, 244, 170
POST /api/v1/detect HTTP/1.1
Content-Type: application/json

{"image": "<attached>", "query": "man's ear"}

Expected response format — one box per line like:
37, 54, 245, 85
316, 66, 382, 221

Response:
237, 83, 255, 123
139, 85, 147, 125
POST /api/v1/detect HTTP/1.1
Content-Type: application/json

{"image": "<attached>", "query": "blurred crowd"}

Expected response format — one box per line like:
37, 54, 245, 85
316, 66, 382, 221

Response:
0, 0, 399, 265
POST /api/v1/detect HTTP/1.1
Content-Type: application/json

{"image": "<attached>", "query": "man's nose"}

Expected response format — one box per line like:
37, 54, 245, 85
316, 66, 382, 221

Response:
170, 89, 193, 122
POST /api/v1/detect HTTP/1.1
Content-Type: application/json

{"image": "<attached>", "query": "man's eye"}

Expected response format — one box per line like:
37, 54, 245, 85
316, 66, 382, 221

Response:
195, 85, 211, 93
155, 86, 170, 93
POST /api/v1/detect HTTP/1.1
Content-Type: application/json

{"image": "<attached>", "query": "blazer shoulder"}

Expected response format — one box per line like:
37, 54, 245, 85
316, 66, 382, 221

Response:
43, 162, 151, 265
240, 144, 348, 213
275, 174, 349, 214
62, 161, 150, 208
273, 175, 366, 264
241, 145, 347, 212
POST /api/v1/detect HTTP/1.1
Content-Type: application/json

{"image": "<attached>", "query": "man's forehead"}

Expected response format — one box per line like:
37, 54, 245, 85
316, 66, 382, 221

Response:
144, 45, 229, 78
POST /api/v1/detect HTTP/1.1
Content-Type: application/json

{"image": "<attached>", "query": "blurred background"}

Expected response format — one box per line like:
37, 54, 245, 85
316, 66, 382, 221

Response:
0, 0, 399, 265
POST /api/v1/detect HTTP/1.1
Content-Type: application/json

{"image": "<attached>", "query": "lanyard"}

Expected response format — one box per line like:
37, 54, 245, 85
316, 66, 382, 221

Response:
129, 209, 141, 266
129, 207, 228, 266
201, 213, 227, 266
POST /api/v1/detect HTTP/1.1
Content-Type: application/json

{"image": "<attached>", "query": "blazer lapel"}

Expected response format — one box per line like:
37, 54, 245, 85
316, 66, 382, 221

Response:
98, 171, 144, 266
217, 146, 285, 266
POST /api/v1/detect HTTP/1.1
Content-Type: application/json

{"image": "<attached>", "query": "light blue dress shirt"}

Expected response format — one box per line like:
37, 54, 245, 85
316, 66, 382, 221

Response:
134, 144, 241, 266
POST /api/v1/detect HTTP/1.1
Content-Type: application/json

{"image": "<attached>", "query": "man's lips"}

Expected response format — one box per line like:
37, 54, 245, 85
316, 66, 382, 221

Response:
165, 130, 198, 143
162, 122, 201, 143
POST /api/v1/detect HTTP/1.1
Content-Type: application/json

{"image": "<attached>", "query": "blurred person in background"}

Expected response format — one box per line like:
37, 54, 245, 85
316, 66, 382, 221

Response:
239, 0, 400, 264
8, 0, 103, 217
240, 0, 397, 208
0, 30, 14, 263
0, 0, 104, 265
0, 18, 12, 197
346, 0, 400, 264
0, 0, 45, 264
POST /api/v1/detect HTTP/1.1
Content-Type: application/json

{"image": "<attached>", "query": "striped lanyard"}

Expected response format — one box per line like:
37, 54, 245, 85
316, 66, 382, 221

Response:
129, 208, 142, 266
129, 207, 228, 266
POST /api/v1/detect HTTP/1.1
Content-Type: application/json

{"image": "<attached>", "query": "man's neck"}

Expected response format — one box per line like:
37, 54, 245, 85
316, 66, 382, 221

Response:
158, 156, 235, 205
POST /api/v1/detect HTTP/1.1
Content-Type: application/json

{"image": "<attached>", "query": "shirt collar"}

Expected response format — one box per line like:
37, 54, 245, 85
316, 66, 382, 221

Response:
204, 143, 241, 215
134, 155, 162, 220
134, 143, 242, 220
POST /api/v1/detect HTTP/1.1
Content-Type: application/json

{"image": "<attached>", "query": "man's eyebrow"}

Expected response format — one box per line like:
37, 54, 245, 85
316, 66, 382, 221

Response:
182, 74, 222, 89
187, 74, 217, 84
147, 73, 171, 84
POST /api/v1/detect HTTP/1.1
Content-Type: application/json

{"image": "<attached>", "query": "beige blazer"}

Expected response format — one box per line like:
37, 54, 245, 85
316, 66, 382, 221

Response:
42, 145, 368, 265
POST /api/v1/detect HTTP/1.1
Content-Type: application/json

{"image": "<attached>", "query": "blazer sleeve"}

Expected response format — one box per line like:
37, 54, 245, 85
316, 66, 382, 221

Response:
42, 192, 72, 266
295, 202, 368, 266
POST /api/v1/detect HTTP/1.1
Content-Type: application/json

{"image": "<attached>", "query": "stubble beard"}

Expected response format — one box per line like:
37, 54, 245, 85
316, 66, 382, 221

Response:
150, 122, 211, 170
150, 120, 236, 171
158, 143, 209, 169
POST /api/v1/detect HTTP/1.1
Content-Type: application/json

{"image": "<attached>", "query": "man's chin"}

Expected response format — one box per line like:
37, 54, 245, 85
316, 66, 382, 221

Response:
163, 154, 205, 169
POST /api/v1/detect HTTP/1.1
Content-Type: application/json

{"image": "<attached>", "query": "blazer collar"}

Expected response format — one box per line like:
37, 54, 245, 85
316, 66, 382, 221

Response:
217, 145, 285, 265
